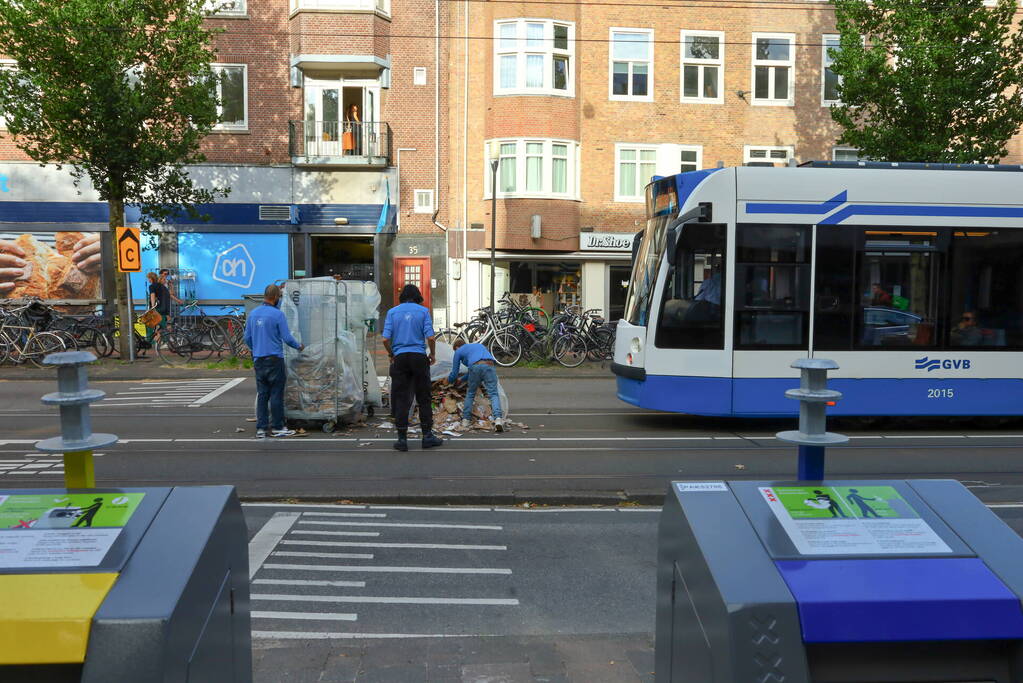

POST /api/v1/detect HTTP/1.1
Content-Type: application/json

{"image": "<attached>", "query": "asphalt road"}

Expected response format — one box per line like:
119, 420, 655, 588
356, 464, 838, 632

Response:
2, 375, 1023, 503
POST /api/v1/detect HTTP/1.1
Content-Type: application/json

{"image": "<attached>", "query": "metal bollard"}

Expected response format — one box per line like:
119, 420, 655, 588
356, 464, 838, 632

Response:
35, 351, 118, 488
776, 358, 848, 481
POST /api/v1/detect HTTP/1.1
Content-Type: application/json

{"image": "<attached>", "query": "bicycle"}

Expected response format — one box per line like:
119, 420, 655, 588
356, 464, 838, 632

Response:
0, 302, 67, 367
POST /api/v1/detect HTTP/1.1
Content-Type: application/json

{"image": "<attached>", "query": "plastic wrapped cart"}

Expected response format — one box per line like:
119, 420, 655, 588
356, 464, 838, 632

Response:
279, 278, 381, 431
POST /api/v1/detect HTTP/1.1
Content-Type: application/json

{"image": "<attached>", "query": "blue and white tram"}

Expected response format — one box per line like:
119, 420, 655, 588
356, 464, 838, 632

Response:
612, 162, 1023, 417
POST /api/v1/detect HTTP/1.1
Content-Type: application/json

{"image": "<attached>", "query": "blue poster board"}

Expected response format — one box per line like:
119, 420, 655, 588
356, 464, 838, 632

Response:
178, 232, 289, 301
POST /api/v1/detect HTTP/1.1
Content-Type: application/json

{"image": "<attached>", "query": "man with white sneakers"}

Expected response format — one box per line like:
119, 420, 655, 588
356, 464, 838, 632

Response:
447, 338, 505, 432
244, 283, 304, 438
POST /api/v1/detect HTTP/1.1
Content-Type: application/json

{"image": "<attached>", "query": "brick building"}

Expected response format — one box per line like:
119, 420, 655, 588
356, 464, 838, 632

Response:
443, 0, 1023, 323
0, 0, 453, 322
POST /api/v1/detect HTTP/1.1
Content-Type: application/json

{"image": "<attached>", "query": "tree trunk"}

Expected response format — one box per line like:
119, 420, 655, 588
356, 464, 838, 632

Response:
108, 197, 133, 359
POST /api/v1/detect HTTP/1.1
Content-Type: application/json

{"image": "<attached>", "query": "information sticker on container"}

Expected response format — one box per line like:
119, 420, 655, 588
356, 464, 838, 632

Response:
676, 482, 729, 492
0, 493, 145, 569
760, 485, 952, 556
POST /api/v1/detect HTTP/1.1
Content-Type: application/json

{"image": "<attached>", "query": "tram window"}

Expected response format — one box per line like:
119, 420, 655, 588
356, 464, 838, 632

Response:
947, 230, 1023, 348
814, 227, 856, 350
856, 231, 945, 348
734, 224, 810, 349
655, 224, 726, 349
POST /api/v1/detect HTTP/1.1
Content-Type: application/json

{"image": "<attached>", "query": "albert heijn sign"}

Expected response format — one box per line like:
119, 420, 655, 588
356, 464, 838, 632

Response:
579, 232, 636, 252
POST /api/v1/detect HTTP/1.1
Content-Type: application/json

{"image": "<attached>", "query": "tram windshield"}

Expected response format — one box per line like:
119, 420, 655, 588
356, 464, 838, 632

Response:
624, 178, 678, 325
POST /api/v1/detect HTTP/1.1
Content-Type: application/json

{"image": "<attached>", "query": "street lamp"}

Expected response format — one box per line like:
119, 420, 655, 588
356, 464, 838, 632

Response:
489, 144, 499, 309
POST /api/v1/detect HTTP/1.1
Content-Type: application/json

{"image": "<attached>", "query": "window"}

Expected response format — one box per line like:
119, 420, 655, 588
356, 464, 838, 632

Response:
485, 139, 580, 199
204, 0, 246, 15
833, 147, 864, 162
212, 64, 247, 130
656, 224, 727, 349
290, 0, 389, 13
751, 33, 794, 105
734, 225, 811, 349
0, 60, 15, 130
681, 30, 723, 103
680, 146, 702, 173
822, 34, 841, 105
494, 19, 575, 96
610, 29, 652, 101
744, 145, 793, 166
624, 177, 678, 326
947, 230, 1023, 349
616, 145, 658, 201
413, 67, 427, 86
414, 190, 434, 213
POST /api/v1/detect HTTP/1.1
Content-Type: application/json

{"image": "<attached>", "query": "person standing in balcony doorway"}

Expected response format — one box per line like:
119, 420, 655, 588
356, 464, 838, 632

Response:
383, 284, 443, 452
344, 103, 361, 155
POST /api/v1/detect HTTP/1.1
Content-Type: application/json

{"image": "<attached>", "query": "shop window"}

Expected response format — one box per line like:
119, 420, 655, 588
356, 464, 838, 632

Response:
655, 224, 727, 349
507, 261, 581, 313
734, 224, 811, 349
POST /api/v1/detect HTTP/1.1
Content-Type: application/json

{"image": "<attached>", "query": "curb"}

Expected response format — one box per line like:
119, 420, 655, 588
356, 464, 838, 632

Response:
239, 491, 667, 507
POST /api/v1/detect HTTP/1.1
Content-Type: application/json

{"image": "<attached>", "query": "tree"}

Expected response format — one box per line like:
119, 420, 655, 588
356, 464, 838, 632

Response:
0, 0, 229, 357
829, 0, 1023, 163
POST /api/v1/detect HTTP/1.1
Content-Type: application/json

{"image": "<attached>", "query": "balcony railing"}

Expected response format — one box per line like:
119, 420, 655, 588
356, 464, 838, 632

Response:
289, 120, 391, 166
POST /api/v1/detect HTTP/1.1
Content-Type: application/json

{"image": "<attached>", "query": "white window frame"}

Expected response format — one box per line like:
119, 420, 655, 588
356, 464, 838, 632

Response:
204, 0, 247, 16
211, 63, 248, 131
493, 19, 575, 97
413, 67, 427, 86
290, 0, 390, 16
609, 28, 653, 102
0, 60, 15, 130
680, 30, 724, 104
413, 189, 434, 213
832, 147, 863, 162
484, 138, 581, 200
744, 145, 795, 166
679, 145, 703, 173
614, 143, 703, 202
751, 32, 795, 106
822, 34, 842, 106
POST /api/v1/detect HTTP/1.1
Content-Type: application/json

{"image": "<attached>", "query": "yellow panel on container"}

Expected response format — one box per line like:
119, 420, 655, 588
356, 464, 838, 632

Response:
0, 573, 118, 664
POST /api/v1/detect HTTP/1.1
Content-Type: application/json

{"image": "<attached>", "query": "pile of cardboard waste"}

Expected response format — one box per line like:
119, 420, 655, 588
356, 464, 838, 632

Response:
375, 377, 528, 436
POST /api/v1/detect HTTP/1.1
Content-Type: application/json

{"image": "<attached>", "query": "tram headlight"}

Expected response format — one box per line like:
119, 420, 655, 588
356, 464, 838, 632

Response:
630, 337, 642, 354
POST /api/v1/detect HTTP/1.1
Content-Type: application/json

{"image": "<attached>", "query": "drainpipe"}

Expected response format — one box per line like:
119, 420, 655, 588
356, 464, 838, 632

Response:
462, 0, 470, 322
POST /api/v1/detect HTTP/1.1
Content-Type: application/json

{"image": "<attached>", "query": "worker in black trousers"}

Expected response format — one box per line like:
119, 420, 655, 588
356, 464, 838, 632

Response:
382, 284, 444, 451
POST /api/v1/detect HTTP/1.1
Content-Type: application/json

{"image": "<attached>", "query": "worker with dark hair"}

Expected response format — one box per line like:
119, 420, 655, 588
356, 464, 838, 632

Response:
244, 283, 304, 438
383, 284, 443, 452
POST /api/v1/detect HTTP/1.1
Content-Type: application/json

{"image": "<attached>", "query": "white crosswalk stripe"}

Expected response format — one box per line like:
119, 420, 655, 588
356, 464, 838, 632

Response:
96, 378, 245, 408
0, 453, 103, 479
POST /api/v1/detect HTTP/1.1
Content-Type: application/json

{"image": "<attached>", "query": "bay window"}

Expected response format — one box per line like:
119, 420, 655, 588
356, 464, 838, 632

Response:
485, 139, 580, 199
494, 19, 575, 96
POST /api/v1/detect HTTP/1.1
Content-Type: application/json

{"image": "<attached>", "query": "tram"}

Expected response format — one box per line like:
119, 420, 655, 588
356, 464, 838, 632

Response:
612, 162, 1023, 417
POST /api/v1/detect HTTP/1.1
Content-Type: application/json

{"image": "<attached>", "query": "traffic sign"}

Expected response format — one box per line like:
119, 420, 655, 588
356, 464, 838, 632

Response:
116, 227, 141, 273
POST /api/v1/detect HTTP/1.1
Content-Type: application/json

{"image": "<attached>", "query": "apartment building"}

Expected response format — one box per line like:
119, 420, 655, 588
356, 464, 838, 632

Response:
443, 1, 1023, 323
0, 0, 452, 322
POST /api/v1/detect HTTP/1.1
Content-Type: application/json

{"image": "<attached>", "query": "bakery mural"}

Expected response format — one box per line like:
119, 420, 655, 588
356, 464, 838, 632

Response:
0, 231, 102, 300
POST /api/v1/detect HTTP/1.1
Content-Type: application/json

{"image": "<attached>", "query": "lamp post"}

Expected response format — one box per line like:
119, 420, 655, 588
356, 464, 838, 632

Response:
489, 155, 499, 309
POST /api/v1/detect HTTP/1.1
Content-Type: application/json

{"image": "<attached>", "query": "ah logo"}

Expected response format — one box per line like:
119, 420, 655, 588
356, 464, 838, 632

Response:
0, 174, 8, 192
914, 356, 971, 372
212, 243, 256, 289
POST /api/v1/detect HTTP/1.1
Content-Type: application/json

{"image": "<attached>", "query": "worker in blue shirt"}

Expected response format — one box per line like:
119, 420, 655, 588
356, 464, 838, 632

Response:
382, 284, 443, 452
446, 338, 504, 432
244, 284, 304, 438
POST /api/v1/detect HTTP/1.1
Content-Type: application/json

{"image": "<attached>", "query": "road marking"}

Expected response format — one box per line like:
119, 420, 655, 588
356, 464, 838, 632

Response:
264, 563, 512, 575
252, 611, 358, 621
366, 506, 495, 512
253, 593, 520, 606
987, 503, 1023, 508
302, 512, 388, 518
289, 531, 381, 537
281, 540, 507, 551
248, 512, 301, 579
244, 502, 367, 509
297, 521, 503, 530
189, 377, 246, 407
253, 631, 470, 640
254, 579, 367, 588
274, 551, 376, 560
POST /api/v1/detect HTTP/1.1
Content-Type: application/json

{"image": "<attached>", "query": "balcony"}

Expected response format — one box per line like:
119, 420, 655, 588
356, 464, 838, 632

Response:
289, 120, 391, 167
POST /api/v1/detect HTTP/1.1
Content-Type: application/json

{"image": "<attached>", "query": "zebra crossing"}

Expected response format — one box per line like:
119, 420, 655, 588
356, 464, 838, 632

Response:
0, 452, 105, 478
247, 506, 520, 639
94, 377, 246, 408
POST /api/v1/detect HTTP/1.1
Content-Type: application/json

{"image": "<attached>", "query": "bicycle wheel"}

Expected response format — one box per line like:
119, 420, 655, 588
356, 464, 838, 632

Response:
488, 331, 522, 367
201, 319, 233, 358
553, 333, 588, 368
25, 332, 67, 368
156, 329, 193, 366
52, 330, 79, 352
463, 322, 486, 343
435, 328, 460, 345
81, 326, 114, 359
587, 327, 615, 361
0, 331, 10, 365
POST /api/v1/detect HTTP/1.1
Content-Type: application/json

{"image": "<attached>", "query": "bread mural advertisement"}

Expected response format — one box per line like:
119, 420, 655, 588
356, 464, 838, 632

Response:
0, 231, 102, 300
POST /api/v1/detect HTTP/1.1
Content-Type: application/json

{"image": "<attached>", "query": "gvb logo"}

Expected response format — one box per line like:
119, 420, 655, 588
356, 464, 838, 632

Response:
915, 357, 971, 372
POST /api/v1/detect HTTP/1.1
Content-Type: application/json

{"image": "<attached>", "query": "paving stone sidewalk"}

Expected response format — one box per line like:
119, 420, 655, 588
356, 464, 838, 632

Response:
254, 634, 655, 683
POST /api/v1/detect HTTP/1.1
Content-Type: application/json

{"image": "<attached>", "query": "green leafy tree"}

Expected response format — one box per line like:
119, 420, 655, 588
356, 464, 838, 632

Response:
0, 0, 229, 357
829, 0, 1023, 163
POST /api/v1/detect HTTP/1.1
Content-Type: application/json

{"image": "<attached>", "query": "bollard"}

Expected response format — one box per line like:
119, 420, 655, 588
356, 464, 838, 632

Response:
34, 351, 117, 488
775, 358, 848, 481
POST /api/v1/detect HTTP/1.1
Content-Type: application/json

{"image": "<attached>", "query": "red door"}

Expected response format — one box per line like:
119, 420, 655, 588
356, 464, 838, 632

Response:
393, 257, 431, 310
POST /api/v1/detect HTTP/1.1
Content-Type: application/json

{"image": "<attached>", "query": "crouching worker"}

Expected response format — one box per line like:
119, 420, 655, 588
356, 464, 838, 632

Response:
447, 338, 505, 432
383, 284, 444, 452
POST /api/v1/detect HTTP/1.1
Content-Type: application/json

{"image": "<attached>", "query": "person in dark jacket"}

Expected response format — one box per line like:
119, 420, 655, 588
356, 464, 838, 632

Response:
144, 271, 170, 350
383, 284, 443, 451
244, 284, 304, 438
